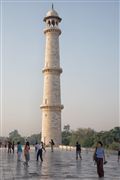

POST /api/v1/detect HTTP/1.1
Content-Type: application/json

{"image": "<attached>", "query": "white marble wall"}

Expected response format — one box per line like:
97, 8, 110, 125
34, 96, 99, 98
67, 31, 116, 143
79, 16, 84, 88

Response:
42, 111, 61, 145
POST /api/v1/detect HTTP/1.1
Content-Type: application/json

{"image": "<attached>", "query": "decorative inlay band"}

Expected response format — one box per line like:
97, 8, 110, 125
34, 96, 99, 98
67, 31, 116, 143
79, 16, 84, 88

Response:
40, 104, 64, 111
42, 68, 62, 74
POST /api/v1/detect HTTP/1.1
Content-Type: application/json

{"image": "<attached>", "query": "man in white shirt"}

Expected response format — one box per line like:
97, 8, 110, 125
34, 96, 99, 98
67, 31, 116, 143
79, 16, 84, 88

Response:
36, 142, 43, 162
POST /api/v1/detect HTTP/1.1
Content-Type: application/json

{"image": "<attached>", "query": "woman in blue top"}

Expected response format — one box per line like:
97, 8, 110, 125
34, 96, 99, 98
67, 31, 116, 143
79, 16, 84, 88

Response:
94, 141, 106, 178
17, 142, 22, 161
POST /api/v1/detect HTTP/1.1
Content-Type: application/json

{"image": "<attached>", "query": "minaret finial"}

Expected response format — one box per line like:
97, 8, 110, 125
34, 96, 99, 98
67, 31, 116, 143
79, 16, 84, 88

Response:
52, 3, 54, 10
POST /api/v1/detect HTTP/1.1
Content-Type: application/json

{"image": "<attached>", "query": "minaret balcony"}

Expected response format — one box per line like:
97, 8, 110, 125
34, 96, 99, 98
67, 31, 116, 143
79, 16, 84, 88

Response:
44, 28, 61, 35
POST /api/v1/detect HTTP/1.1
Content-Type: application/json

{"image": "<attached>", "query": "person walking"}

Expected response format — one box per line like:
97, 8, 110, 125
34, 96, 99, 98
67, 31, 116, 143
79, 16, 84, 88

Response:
93, 141, 106, 178
24, 141, 30, 166
49, 139, 55, 152
17, 141, 22, 161
76, 141, 82, 160
118, 141, 120, 162
12, 141, 15, 154
8, 141, 12, 153
36, 142, 43, 162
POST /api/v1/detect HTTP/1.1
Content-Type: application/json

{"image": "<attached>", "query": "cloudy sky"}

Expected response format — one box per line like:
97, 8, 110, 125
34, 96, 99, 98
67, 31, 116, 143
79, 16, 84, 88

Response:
0, 0, 119, 136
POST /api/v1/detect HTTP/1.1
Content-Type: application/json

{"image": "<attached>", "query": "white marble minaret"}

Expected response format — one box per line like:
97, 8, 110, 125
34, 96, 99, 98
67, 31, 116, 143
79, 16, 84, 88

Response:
40, 6, 63, 146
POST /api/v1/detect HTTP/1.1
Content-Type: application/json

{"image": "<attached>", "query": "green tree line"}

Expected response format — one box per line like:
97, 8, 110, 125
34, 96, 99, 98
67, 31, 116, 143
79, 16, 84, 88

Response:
7, 130, 41, 145
62, 126, 120, 150
2, 126, 120, 150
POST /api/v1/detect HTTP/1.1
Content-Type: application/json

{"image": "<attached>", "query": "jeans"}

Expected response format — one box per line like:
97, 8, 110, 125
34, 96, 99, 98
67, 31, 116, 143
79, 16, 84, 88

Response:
37, 149, 43, 161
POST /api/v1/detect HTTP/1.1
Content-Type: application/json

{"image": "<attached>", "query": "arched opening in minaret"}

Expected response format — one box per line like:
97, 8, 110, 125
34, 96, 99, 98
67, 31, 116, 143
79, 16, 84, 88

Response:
48, 20, 51, 26
52, 20, 55, 27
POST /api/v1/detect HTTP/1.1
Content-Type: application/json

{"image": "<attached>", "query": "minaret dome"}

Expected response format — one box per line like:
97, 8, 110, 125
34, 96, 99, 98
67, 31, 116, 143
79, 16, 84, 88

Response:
43, 6, 62, 27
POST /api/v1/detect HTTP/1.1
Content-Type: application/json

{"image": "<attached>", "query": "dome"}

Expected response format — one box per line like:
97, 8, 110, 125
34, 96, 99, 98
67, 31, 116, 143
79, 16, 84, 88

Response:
43, 8, 62, 22
46, 9, 59, 17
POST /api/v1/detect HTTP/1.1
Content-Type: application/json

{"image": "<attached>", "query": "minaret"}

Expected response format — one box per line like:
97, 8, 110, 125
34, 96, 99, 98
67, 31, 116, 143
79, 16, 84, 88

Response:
40, 5, 63, 146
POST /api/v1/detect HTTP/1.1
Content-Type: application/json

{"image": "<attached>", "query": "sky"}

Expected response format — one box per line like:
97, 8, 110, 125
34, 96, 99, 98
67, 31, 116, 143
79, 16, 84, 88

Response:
0, 0, 119, 137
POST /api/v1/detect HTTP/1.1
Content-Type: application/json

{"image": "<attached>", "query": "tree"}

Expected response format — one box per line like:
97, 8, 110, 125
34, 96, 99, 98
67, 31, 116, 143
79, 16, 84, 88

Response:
9, 130, 25, 144
63, 124, 70, 132
109, 142, 119, 150
62, 125, 71, 145
62, 131, 72, 145
27, 133, 41, 145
